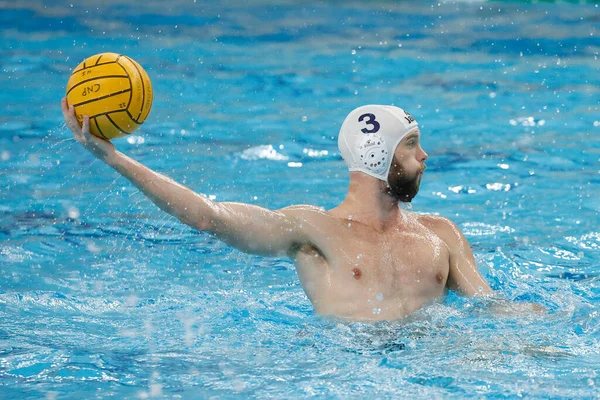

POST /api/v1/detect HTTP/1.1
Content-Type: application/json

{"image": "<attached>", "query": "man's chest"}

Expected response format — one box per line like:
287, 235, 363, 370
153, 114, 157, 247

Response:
293, 228, 450, 319
297, 224, 450, 291
339, 230, 449, 287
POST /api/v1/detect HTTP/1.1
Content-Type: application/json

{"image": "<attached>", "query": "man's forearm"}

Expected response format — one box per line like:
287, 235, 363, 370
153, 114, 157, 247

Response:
62, 98, 217, 231
106, 151, 217, 230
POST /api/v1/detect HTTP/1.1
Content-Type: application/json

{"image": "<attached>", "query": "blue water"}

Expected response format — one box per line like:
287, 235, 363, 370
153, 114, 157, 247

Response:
1, 0, 600, 398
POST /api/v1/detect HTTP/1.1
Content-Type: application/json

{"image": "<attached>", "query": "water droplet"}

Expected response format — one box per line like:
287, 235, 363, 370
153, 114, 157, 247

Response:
67, 207, 80, 219
126, 136, 145, 144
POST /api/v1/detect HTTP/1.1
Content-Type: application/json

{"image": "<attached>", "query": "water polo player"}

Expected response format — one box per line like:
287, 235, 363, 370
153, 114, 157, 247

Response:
62, 99, 494, 321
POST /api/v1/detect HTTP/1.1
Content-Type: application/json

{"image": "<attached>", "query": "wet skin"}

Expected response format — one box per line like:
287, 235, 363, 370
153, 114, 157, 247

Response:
289, 208, 454, 321
62, 100, 493, 321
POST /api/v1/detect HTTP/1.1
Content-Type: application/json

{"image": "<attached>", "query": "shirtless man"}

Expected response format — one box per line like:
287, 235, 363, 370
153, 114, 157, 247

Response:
62, 99, 493, 321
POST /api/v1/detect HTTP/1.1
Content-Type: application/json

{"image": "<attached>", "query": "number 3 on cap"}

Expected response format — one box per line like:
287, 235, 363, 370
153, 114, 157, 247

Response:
358, 113, 380, 134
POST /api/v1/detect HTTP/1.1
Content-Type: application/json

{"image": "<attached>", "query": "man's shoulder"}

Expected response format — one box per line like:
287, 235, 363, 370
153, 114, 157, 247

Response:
278, 205, 344, 257
279, 204, 327, 214
279, 205, 348, 237
415, 212, 455, 228
414, 213, 463, 244
278, 204, 332, 221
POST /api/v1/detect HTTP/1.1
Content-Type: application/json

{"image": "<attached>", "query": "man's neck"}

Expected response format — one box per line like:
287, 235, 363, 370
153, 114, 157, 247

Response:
333, 173, 404, 232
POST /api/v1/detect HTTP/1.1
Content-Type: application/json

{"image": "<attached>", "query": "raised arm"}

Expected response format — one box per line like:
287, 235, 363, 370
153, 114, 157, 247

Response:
62, 98, 307, 256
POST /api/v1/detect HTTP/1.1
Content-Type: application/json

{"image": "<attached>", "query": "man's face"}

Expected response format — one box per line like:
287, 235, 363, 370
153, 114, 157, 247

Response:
386, 130, 428, 202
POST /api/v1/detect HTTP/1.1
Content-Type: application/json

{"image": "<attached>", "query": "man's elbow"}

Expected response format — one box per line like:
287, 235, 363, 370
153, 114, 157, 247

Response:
177, 213, 215, 232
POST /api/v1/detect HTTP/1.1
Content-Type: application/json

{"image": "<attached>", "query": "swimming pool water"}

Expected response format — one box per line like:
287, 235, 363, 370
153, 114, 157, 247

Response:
1, 1, 599, 398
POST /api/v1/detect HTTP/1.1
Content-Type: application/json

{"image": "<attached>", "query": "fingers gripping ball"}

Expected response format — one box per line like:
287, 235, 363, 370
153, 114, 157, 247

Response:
66, 53, 153, 140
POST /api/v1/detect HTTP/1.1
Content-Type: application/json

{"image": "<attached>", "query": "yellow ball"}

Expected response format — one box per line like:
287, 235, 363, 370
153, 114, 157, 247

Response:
66, 52, 153, 140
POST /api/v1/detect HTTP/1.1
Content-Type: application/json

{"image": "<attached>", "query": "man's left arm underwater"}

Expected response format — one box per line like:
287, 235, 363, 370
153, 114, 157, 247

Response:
424, 215, 546, 313
420, 215, 492, 296
442, 218, 493, 296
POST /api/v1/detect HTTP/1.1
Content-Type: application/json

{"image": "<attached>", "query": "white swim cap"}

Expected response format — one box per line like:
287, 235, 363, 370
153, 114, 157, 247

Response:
338, 105, 418, 183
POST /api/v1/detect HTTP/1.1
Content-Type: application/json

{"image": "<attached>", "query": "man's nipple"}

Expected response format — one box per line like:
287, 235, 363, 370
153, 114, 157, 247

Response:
352, 268, 362, 280
436, 272, 444, 284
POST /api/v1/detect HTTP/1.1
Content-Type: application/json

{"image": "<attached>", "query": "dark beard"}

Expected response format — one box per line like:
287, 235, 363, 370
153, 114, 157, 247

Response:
387, 161, 421, 203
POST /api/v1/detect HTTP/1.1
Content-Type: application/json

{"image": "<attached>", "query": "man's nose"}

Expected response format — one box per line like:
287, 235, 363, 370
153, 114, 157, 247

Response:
419, 147, 428, 162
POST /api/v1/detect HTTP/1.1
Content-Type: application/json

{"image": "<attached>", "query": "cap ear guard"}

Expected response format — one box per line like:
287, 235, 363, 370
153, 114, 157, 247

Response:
357, 134, 388, 176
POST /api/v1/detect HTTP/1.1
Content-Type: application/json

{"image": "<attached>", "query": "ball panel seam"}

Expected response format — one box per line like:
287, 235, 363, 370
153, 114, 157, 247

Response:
66, 75, 129, 97
106, 114, 132, 136
71, 89, 132, 108
124, 56, 146, 121
91, 117, 109, 140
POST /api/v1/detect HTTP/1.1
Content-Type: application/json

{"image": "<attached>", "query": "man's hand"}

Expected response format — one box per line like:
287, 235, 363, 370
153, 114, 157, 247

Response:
489, 299, 547, 316
61, 98, 116, 162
